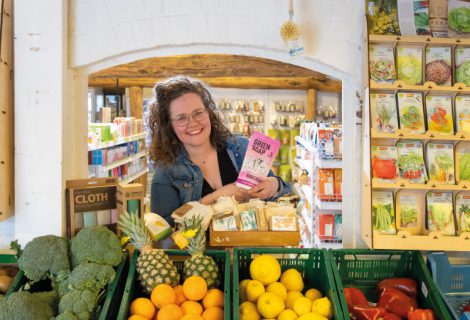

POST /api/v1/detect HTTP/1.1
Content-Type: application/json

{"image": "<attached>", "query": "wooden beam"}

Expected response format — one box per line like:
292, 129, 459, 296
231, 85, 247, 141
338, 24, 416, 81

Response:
0, 0, 13, 221
89, 76, 342, 92
306, 89, 317, 121
129, 86, 143, 117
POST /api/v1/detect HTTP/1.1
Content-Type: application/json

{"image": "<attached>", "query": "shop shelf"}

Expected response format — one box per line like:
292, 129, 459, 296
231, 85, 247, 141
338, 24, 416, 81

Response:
7, 252, 129, 320
369, 34, 470, 45
370, 128, 469, 141
88, 132, 146, 151
371, 178, 470, 191
427, 252, 470, 320
328, 249, 452, 320
313, 234, 342, 249
120, 167, 149, 184
369, 79, 470, 93
117, 249, 230, 320
100, 151, 147, 172
233, 247, 343, 320
315, 196, 342, 210
296, 158, 313, 174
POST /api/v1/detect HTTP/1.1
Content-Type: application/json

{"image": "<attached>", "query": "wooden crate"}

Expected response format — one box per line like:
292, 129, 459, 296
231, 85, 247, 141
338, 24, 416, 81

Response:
209, 224, 300, 247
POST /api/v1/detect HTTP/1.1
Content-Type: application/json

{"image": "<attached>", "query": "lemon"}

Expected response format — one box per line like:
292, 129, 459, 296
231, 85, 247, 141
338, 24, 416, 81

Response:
280, 268, 304, 292
311, 297, 332, 318
293, 296, 312, 316
285, 291, 303, 309
256, 292, 285, 319
239, 301, 261, 320
278, 309, 299, 320
266, 282, 287, 300
239, 279, 251, 302
305, 288, 322, 301
250, 255, 281, 285
297, 313, 328, 320
246, 279, 265, 302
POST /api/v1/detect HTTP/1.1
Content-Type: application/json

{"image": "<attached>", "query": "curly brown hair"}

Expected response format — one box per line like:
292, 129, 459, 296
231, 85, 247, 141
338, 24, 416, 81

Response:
148, 75, 231, 165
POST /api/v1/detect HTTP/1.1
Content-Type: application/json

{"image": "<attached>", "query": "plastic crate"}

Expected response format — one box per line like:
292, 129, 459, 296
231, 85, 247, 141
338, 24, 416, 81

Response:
427, 252, 470, 320
233, 247, 343, 320
328, 249, 452, 320
7, 252, 129, 320
117, 249, 231, 320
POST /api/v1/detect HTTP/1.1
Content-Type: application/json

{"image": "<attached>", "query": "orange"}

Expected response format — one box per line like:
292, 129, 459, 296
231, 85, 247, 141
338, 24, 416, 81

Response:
174, 285, 188, 305
202, 306, 224, 320
128, 315, 150, 320
156, 304, 183, 320
183, 275, 208, 301
130, 297, 156, 319
151, 284, 176, 309
202, 288, 224, 309
181, 300, 203, 315
181, 314, 204, 320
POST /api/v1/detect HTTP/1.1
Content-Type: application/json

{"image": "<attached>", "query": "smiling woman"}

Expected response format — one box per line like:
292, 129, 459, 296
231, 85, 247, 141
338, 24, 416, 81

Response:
148, 76, 293, 225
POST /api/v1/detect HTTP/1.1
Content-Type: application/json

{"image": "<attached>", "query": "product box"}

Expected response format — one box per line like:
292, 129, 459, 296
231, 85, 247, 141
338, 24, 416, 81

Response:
117, 183, 145, 218
66, 177, 118, 238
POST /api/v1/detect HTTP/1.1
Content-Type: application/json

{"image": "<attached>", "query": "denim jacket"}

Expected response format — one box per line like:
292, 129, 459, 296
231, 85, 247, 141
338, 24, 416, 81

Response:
150, 135, 293, 225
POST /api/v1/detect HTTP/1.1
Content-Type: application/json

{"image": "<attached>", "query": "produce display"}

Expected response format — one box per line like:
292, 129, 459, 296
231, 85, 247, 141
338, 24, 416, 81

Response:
238, 254, 332, 320
0, 226, 124, 320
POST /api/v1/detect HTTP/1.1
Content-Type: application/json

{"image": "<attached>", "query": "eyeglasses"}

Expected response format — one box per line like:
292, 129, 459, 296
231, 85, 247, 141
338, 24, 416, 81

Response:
171, 108, 209, 127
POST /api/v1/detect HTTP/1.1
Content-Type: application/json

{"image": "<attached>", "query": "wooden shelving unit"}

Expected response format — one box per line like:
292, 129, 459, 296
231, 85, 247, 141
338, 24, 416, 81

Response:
362, 35, 470, 252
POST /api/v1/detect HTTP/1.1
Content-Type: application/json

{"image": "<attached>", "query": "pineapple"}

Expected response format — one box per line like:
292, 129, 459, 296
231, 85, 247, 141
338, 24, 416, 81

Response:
181, 216, 219, 288
118, 211, 180, 293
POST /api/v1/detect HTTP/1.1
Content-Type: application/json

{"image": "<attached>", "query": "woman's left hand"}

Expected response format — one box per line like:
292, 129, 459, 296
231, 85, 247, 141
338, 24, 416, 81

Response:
248, 177, 279, 200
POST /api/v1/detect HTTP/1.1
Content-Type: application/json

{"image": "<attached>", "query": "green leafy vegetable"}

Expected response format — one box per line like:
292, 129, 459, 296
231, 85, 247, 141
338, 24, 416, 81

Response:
449, 7, 470, 33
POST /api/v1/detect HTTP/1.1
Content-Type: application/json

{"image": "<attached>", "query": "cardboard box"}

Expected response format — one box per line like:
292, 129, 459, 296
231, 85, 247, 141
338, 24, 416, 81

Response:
117, 183, 145, 218
66, 178, 118, 238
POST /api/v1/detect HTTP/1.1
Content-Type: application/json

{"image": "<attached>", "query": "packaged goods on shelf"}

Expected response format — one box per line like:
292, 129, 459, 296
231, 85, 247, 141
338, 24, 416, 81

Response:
455, 95, 470, 133
455, 191, 470, 233
397, 92, 426, 134
369, 44, 397, 83
426, 94, 454, 135
88, 117, 145, 149
425, 191, 456, 235
426, 143, 455, 184
425, 46, 452, 85
370, 92, 399, 133
448, 0, 470, 38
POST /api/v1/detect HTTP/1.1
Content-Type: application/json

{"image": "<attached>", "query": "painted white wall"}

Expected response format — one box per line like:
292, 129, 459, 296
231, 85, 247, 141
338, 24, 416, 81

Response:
2, 0, 366, 249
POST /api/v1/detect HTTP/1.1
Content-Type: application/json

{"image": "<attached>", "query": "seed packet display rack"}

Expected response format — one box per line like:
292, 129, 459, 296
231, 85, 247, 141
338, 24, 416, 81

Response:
362, 35, 470, 251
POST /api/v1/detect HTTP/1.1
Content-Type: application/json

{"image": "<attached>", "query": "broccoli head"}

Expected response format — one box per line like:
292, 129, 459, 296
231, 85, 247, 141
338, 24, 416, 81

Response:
55, 310, 79, 320
58, 289, 98, 320
70, 226, 123, 267
31, 289, 59, 314
0, 290, 54, 320
16, 235, 70, 283
67, 262, 115, 293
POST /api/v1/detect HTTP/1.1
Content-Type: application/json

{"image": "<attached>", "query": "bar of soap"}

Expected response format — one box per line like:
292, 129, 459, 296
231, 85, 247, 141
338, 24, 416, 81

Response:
271, 216, 297, 231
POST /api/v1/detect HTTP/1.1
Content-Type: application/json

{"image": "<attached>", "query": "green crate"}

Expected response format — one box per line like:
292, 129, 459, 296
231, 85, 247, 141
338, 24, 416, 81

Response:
0, 254, 16, 264
233, 247, 343, 320
6, 252, 129, 320
327, 249, 452, 320
117, 249, 231, 320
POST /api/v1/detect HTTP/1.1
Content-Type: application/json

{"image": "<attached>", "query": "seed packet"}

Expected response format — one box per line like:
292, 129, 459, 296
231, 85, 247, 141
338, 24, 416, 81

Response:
397, 46, 424, 85
397, 140, 428, 184
334, 214, 343, 240
370, 92, 399, 133
397, 92, 426, 134
455, 141, 470, 183
448, 0, 470, 38
455, 47, 470, 86
425, 46, 452, 85
367, 0, 400, 35
426, 191, 455, 235
425, 94, 454, 135
334, 168, 342, 201
371, 146, 399, 183
426, 143, 455, 184
429, 0, 449, 37
236, 131, 280, 189
455, 191, 470, 233
372, 191, 397, 235
239, 209, 258, 231
333, 128, 343, 159
396, 189, 424, 235
317, 128, 335, 160
369, 44, 397, 83
397, 0, 431, 36
318, 169, 335, 201
455, 95, 470, 134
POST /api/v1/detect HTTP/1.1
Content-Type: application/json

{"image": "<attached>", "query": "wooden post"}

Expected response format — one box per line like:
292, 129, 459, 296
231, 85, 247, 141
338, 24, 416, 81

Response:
306, 88, 316, 121
0, 0, 13, 221
129, 86, 143, 117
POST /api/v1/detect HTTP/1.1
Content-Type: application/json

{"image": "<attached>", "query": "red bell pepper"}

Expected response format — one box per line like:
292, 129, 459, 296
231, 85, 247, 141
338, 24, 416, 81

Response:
408, 309, 436, 320
378, 287, 418, 318
383, 313, 402, 320
377, 278, 417, 298
344, 287, 369, 310
351, 305, 387, 320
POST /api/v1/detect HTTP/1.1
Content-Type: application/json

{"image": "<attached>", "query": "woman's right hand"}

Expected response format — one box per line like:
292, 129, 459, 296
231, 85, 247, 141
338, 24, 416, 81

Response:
201, 182, 251, 204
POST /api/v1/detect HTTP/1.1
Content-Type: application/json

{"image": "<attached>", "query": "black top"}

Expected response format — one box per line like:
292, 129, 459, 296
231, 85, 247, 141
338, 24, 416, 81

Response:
201, 149, 238, 197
